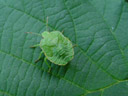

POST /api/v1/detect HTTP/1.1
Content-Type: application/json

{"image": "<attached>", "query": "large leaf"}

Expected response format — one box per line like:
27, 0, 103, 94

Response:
0, 0, 128, 96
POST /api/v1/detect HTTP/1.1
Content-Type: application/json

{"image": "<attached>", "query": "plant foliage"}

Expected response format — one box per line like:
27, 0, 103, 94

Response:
0, 0, 128, 96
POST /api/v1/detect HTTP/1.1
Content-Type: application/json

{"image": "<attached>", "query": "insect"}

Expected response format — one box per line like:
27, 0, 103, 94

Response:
27, 17, 75, 72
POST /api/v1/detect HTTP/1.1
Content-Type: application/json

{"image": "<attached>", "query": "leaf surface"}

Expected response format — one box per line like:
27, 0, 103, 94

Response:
0, 0, 128, 96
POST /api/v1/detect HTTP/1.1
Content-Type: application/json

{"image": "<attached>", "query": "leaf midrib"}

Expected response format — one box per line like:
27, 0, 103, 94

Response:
0, 46, 126, 94
0, 89, 13, 96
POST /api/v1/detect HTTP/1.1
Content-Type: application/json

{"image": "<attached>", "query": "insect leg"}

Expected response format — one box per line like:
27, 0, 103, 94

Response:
61, 30, 64, 34
73, 44, 78, 48
35, 51, 43, 63
30, 44, 40, 48
44, 57, 51, 73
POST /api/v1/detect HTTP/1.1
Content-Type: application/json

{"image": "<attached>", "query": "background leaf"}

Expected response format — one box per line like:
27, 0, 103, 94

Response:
0, 0, 128, 96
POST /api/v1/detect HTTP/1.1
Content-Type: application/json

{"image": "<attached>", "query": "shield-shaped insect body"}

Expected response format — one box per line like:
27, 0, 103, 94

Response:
27, 17, 75, 72
40, 31, 74, 65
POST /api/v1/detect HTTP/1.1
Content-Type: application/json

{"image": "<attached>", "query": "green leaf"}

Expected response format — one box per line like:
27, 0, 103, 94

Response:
0, 0, 128, 96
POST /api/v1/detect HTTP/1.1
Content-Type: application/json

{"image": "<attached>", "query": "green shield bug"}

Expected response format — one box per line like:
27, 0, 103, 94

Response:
27, 17, 75, 72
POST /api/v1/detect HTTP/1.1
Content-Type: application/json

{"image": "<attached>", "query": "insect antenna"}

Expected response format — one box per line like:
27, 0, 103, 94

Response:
46, 16, 49, 31
26, 32, 42, 37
